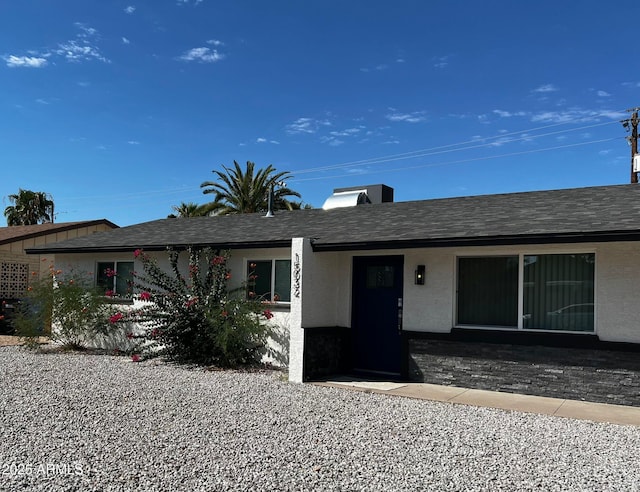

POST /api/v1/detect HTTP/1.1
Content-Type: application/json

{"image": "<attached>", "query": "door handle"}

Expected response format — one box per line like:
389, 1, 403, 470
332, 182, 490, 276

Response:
397, 297, 403, 333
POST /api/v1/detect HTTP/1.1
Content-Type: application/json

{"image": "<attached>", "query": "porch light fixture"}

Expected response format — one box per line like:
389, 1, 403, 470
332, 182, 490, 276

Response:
415, 265, 425, 285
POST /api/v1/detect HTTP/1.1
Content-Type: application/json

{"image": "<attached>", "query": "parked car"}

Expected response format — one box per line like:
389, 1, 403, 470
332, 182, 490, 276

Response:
0, 299, 18, 335
546, 303, 594, 331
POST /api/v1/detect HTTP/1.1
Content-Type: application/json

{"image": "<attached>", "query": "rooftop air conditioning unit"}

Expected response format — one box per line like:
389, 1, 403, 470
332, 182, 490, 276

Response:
634, 154, 640, 173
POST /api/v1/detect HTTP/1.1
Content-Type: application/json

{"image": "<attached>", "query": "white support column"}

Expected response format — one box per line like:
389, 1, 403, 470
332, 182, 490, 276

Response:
288, 237, 308, 383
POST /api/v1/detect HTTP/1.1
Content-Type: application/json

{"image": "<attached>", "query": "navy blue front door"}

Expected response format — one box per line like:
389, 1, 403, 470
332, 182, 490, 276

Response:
352, 255, 404, 375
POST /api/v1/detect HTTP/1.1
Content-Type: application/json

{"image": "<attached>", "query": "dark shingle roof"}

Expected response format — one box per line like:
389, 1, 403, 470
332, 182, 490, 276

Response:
25, 184, 640, 254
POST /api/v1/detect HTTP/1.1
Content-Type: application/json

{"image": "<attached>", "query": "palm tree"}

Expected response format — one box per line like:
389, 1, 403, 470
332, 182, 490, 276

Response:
200, 161, 302, 215
4, 189, 55, 226
167, 202, 215, 218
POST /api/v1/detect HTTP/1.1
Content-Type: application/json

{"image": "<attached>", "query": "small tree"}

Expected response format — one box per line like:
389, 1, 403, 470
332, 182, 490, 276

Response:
16, 267, 114, 349
118, 247, 273, 366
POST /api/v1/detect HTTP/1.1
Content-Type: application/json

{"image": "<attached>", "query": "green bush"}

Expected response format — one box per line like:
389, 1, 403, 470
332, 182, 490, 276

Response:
120, 247, 273, 367
16, 266, 114, 350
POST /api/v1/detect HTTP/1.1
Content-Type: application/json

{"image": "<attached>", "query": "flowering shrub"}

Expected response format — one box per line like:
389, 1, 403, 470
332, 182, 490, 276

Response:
16, 265, 114, 349
117, 247, 272, 367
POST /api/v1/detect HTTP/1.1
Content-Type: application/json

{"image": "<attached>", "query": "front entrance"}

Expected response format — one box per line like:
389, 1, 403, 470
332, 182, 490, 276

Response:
352, 255, 404, 375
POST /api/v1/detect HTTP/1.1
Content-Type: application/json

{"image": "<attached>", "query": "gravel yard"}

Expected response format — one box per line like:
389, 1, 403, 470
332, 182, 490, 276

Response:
1, 346, 639, 491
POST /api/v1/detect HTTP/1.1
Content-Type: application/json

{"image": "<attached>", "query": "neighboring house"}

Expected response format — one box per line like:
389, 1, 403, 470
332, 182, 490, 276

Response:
0, 220, 118, 301
24, 184, 640, 385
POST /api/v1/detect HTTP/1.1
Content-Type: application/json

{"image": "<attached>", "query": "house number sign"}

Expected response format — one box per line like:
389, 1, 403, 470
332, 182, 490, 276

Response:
293, 253, 301, 298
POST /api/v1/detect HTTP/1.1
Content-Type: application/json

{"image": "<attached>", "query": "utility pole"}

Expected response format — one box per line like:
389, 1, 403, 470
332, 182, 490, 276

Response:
622, 107, 639, 183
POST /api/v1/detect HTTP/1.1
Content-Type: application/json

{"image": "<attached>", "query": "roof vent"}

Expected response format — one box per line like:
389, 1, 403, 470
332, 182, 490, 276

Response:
322, 184, 394, 210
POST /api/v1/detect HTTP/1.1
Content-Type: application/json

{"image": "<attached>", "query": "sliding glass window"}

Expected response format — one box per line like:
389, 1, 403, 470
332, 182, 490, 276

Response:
457, 256, 519, 328
457, 253, 594, 333
523, 254, 594, 332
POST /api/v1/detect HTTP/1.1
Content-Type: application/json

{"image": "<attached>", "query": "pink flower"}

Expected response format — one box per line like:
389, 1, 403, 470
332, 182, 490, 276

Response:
185, 297, 198, 308
263, 309, 274, 320
105, 268, 116, 278
126, 332, 133, 339
109, 313, 123, 323
212, 256, 226, 265
150, 328, 160, 338
133, 249, 142, 258
105, 290, 114, 297
225, 272, 231, 280
131, 354, 141, 362
221, 310, 228, 317
140, 291, 151, 301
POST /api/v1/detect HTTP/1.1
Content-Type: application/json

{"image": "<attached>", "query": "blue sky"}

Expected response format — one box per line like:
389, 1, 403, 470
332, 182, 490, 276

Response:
2, 1, 639, 226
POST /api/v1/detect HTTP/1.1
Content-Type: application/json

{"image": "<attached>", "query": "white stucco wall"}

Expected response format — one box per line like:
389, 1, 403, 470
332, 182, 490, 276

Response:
50, 249, 292, 364
288, 240, 640, 345
385, 241, 640, 343
594, 241, 640, 342
44, 238, 640, 374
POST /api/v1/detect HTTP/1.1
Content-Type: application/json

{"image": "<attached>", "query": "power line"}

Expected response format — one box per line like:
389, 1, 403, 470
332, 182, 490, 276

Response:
292, 111, 626, 175
290, 137, 622, 183
293, 120, 619, 176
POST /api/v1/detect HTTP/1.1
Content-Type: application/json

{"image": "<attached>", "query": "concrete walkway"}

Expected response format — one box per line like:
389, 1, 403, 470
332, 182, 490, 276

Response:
315, 378, 640, 427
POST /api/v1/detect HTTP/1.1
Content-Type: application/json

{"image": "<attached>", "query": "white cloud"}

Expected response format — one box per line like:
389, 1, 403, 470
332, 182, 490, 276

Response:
74, 22, 98, 38
385, 111, 426, 123
124, 6, 136, 14
55, 24, 109, 63
599, 149, 611, 156
122, 37, 130, 45
178, 47, 224, 63
35, 98, 50, 105
256, 137, 279, 144
207, 39, 224, 46
5, 22, 109, 68
127, 140, 140, 145
177, 0, 204, 5
4, 55, 48, 68
329, 128, 362, 137
532, 84, 558, 93
433, 55, 450, 69
56, 40, 109, 63
531, 108, 626, 123
320, 136, 344, 146
285, 117, 332, 135
492, 109, 528, 118
596, 90, 611, 97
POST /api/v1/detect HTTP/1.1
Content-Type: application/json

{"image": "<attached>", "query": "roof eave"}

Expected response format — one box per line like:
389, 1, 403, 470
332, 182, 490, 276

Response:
310, 231, 640, 252
25, 239, 293, 255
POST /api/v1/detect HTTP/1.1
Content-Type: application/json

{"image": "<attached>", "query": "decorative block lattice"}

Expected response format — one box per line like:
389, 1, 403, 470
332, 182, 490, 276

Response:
0, 262, 29, 299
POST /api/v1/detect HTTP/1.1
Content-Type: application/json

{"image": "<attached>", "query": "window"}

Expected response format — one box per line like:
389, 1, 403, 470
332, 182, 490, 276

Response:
457, 256, 518, 327
523, 254, 594, 332
247, 259, 291, 302
97, 261, 134, 297
457, 253, 594, 332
